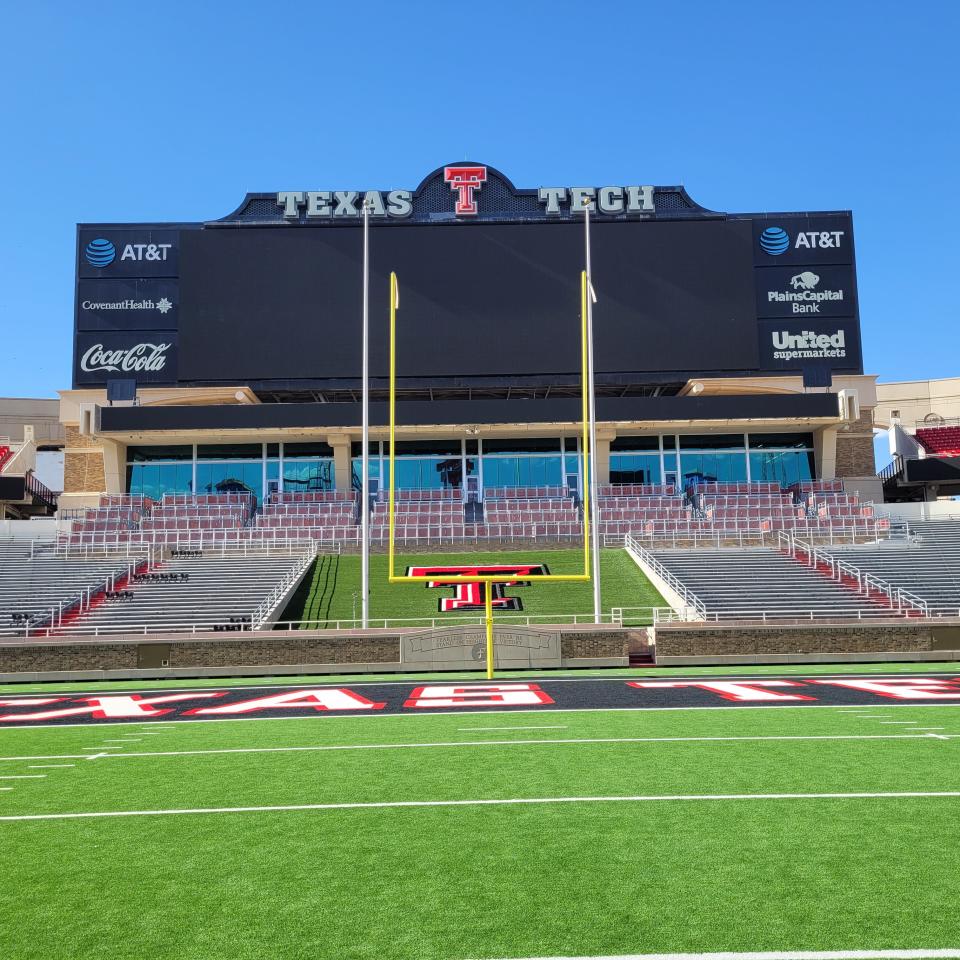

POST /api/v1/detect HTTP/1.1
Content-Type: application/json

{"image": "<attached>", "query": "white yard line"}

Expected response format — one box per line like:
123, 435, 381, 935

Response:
458, 726, 570, 731
0, 775, 46, 780
476, 951, 960, 960
2, 791, 960, 823
0, 732, 953, 764
28, 764, 74, 769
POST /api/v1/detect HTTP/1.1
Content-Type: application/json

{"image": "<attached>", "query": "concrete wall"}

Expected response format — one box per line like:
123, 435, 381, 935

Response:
654, 619, 960, 664
0, 398, 62, 444
0, 625, 629, 682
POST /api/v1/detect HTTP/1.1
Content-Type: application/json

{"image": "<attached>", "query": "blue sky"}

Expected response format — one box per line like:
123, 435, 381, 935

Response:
0, 0, 957, 400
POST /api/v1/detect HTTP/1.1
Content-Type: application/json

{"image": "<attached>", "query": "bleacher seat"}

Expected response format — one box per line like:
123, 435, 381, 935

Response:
916, 426, 960, 458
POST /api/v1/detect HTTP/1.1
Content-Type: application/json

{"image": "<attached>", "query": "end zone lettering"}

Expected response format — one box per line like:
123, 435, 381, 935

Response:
2, 677, 960, 725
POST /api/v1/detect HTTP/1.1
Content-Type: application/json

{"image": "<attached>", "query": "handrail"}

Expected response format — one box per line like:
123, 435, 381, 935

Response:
624, 533, 708, 620
250, 548, 317, 629
0, 609, 651, 638
781, 533, 929, 617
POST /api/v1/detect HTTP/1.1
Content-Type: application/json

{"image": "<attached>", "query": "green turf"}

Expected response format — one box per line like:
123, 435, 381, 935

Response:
1, 660, 958, 696
1, 705, 959, 959
281, 548, 665, 628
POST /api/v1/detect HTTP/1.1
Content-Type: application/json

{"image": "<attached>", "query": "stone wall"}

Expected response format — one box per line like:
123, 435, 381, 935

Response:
835, 410, 876, 478
0, 626, 630, 679
653, 619, 957, 660
62, 425, 106, 494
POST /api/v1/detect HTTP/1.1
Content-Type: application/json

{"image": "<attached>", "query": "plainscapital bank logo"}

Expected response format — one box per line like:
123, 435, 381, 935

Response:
84, 238, 116, 267
771, 329, 846, 360
80, 342, 171, 373
767, 272, 845, 314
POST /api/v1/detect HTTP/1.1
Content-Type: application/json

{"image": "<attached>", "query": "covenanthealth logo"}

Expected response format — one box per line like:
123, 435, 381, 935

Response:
84, 238, 116, 267
772, 329, 846, 360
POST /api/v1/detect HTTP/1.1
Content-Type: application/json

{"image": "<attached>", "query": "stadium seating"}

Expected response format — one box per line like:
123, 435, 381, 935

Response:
0, 444, 12, 471
69, 552, 311, 635
649, 545, 896, 620
817, 518, 960, 617
916, 426, 960, 458
59, 481, 885, 550
0, 538, 138, 636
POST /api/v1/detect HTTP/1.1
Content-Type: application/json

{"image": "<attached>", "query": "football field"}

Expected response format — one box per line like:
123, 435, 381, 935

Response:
282, 548, 664, 627
1, 669, 959, 960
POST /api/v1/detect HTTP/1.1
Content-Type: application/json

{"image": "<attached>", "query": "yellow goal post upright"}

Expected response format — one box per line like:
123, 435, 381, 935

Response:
386, 270, 593, 679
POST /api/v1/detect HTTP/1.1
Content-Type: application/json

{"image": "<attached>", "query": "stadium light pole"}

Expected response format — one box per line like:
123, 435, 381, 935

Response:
582, 198, 602, 623
361, 199, 371, 629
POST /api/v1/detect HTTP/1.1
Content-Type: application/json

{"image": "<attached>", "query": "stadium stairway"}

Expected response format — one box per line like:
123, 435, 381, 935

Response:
650, 546, 893, 621
63, 551, 314, 635
0, 538, 137, 636
812, 518, 960, 617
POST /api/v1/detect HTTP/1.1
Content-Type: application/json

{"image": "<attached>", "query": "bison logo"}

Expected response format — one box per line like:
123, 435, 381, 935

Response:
790, 271, 820, 290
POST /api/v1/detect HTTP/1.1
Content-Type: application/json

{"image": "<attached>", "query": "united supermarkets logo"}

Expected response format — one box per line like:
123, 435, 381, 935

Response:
767, 272, 845, 314
759, 226, 846, 255
771, 329, 846, 360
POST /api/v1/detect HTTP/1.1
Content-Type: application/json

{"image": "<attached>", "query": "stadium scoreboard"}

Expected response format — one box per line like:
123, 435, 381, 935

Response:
73, 162, 861, 389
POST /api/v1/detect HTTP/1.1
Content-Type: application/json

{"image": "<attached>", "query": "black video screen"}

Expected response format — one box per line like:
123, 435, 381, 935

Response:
178, 219, 758, 382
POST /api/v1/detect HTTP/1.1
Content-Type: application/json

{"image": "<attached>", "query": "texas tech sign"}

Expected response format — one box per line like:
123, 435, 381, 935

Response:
262, 162, 673, 225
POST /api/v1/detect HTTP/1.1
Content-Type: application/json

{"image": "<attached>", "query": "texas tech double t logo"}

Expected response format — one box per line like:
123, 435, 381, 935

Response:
444, 166, 487, 215
406, 563, 550, 612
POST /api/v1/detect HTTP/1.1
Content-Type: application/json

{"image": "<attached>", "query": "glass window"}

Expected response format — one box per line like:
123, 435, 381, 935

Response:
483, 438, 561, 454
126, 462, 192, 500
127, 445, 192, 463
196, 444, 262, 460
609, 454, 662, 486
283, 442, 334, 458
748, 433, 814, 450
748, 450, 814, 486
680, 452, 748, 485
393, 440, 461, 456
679, 434, 745, 450
481, 456, 562, 488
283, 459, 334, 492
611, 436, 660, 452
196, 462, 263, 500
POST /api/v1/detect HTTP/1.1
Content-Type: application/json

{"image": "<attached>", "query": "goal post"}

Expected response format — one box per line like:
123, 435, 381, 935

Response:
386, 269, 593, 678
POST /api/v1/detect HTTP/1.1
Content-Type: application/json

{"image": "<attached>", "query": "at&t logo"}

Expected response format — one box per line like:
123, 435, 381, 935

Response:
759, 225, 846, 255
83, 239, 173, 267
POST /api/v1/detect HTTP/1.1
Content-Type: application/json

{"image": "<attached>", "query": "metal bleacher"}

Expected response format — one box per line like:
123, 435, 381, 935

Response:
821, 518, 960, 617
648, 545, 889, 621
70, 552, 313, 636
0, 539, 137, 636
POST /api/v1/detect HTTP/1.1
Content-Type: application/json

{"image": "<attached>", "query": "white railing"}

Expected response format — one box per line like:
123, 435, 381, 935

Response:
624, 534, 708, 620
56, 535, 340, 558
699, 607, 924, 623
0, 609, 639, 638
250, 549, 317, 629
610, 606, 680, 626
778, 531, 929, 617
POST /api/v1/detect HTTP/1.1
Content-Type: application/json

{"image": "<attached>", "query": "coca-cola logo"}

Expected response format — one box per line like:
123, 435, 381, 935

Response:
80, 342, 171, 373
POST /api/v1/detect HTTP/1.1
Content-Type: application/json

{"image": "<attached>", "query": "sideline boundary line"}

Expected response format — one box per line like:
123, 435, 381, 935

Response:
0, 732, 954, 764
3, 791, 960, 822
474, 951, 960, 960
